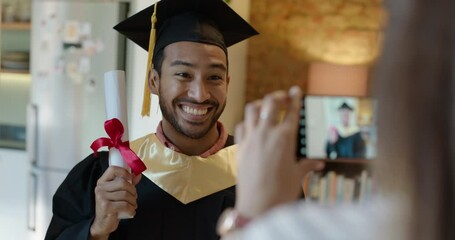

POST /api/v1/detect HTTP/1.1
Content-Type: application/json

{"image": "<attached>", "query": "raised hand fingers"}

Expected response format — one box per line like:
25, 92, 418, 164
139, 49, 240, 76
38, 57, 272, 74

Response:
95, 177, 137, 202
95, 166, 139, 215
235, 122, 246, 144
98, 166, 134, 183
91, 166, 139, 236
96, 194, 138, 216
259, 90, 290, 126
281, 86, 303, 131
244, 100, 261, 133
97, 166, 137, 196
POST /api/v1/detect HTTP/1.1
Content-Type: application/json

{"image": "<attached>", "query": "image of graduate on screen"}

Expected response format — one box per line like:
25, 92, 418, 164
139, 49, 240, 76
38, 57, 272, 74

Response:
305, 96, 377, 160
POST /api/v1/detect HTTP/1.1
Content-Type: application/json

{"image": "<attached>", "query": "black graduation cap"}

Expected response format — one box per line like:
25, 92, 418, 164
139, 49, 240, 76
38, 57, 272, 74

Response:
114, 0, 259, 116
338, 102, 354, 111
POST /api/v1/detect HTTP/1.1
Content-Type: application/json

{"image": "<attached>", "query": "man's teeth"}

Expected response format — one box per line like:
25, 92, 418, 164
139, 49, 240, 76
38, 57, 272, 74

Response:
182, 106, 208, 116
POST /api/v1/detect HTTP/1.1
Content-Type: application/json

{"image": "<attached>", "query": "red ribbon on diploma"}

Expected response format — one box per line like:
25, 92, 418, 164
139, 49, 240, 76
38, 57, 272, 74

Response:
90, 118, 146, 175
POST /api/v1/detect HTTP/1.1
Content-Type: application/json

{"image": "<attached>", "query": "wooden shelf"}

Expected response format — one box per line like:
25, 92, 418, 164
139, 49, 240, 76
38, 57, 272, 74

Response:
0, 22, 31, 31
0, 70, 31, 81
0, 68, 29, 74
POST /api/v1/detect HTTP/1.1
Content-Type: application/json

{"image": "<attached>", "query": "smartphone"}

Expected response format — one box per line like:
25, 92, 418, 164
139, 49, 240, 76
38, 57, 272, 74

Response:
296, 95, 377, 160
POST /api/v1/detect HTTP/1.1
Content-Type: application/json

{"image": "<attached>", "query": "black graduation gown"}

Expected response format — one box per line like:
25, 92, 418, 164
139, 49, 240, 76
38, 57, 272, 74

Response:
326, 132, 366, 158
45, 136, 236, 240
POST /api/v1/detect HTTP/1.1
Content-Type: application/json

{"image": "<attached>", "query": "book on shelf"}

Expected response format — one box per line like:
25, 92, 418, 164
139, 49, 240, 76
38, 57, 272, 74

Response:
304, 170, 373, 205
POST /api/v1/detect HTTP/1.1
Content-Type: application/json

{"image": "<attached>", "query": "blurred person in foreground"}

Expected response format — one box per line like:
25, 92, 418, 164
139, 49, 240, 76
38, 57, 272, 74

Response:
217, 0, 455, 239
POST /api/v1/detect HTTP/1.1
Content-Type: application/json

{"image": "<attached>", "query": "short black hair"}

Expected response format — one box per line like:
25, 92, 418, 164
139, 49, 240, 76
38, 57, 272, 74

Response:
152, 49, 165, 76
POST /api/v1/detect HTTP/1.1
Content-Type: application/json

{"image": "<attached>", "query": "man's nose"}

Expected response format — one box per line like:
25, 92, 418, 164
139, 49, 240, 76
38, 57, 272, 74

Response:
188, 79, 210, 103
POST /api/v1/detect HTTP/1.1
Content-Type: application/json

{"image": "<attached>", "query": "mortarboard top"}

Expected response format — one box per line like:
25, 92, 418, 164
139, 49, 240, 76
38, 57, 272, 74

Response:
113, 0, 259, 117
338, 102, 354, 111
114, 0, 259, 55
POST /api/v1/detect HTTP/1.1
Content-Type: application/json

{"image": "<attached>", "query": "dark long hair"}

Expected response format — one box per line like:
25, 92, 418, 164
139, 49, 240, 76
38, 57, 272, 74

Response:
374, 0, 455, 239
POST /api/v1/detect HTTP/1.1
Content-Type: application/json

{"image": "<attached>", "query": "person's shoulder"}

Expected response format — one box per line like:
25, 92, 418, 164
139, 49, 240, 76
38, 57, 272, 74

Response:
76, 151, 109, 170
63, 151, 109, 187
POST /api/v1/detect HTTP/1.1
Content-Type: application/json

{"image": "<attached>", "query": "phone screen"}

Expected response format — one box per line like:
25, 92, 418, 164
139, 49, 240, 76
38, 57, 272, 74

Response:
296, 95, 377, 160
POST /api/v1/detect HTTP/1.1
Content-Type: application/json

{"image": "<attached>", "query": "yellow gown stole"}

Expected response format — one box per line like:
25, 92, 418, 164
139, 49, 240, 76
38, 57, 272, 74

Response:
130, 134, 238, 204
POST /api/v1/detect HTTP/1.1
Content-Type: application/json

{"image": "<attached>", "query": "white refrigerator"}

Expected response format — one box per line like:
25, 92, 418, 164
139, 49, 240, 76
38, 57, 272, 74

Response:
27, 1, 129, 239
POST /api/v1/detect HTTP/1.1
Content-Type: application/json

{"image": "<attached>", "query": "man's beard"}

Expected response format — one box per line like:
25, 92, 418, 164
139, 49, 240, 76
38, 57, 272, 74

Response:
159, 97, 226, 139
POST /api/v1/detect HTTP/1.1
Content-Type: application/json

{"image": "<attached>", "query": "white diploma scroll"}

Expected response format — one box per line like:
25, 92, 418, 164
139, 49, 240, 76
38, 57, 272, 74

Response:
103, 70, 133, 219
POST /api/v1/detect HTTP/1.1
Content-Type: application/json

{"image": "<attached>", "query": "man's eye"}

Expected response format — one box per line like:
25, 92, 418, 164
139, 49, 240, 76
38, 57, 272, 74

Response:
208, 75, 222, 81
175, 72, 191, 78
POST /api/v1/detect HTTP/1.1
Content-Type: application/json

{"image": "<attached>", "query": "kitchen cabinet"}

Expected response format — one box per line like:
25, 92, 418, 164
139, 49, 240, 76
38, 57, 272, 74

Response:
0, 3, 31, 150
1, 21, 31, 74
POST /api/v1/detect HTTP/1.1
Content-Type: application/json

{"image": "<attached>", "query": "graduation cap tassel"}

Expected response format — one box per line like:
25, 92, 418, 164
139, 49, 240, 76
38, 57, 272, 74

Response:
141, 1, 158, 117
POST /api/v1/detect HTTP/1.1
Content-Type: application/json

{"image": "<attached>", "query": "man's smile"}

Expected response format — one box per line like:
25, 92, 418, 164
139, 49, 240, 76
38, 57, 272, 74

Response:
182, 105, 209, 116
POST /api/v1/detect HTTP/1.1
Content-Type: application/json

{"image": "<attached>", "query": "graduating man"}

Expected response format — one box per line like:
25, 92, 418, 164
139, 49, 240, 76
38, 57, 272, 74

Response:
45, 0, 258, 239
326, 102, 366, 159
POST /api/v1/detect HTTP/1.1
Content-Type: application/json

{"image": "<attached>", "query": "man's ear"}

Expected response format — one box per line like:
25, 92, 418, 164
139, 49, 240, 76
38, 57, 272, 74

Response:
148, 69, 159, 95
